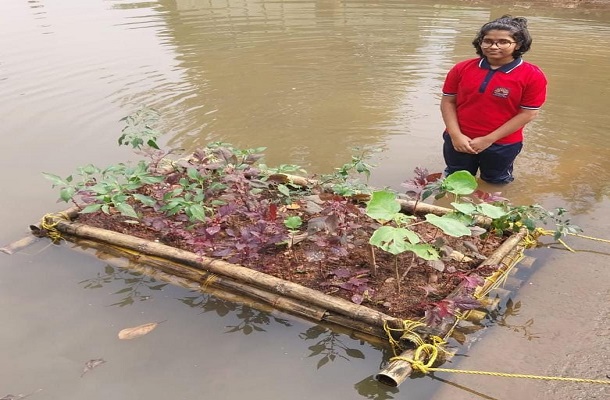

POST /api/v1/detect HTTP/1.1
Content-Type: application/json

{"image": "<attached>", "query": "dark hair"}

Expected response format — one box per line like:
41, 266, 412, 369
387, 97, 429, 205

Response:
472, 15, 532, 59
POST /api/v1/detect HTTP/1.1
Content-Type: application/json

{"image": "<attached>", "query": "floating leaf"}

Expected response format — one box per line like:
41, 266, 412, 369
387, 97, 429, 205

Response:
0, 390, 43, 400
81, 358, 106, 377
118, 321, 164, 340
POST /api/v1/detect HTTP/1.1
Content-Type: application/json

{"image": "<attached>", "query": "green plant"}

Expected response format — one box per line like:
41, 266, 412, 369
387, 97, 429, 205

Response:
319, 147, 379, 197
80, 161, 163, 218
283, 215, 304, 259
411, 170, 580, 240
44, 161, 163, 218
43, 163, 101, 206
284, 216, 303, 230
118, 107, 161, 150
489, 204, 581, 239
366, 190, 440, 292
159, 168, 217, 222
259, 163, 307, 175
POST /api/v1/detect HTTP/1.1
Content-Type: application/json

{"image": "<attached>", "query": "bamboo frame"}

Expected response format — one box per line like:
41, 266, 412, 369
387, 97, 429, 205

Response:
29, 199, 526, 388
68, 238, 389, 346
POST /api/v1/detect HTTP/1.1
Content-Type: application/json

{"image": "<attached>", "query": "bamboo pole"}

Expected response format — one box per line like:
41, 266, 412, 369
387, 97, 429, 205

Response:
1, 235, 39, 255
67, 237, 390, 346
51, 218, 401, 331
1, 207, 80, 255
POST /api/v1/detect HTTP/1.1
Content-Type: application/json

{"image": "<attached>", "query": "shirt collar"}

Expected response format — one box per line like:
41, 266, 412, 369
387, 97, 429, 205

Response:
479, 57, 523, 73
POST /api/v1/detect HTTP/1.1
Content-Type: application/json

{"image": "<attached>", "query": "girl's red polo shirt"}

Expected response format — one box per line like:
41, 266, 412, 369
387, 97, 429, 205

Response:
442, 57, 547, 144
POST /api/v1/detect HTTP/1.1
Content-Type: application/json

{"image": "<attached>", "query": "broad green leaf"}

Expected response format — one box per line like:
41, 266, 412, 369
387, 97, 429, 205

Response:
402, 228, 421, 244
147, 139, 160, 150
444, 211, 474, 226
277, 184, 291, 197
477, 203, 508, 219
132, 194, 156, 206
81, 204, 103, 213
187, 168, 200, 180
403, 242, 440, 261
42, 172, 67, 186
81, 164, 99, 175
366, 190, 400, 221
284, 216, 303, 230
425, 214, 472, 237
369, 226, 411, 255
89, 183, 111, 195
451, 202, 476, 215
140, 175, 164, 185
188, 204, 207, 222
115, 203, 139, 219
59, 187, 75, 202
444, 171, 477, 195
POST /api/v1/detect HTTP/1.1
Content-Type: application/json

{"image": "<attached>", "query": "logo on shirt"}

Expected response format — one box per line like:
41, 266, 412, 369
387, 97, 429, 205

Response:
492, 87, 510, 98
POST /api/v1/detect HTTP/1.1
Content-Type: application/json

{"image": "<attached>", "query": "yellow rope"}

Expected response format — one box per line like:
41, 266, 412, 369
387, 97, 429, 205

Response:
201, 273, 218, 290
568, 232, 610, 243
391, 343, 610, 385
383, 319, 427, 354
40, 212, 70, 243
531, 228, 610, 252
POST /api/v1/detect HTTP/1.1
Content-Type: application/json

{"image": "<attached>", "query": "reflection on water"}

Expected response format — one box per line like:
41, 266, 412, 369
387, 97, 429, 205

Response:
354, 375, 400, 400
80, 265, 168, 307
180, 291, 293, 335
300, 325, 366, 369
488, 298, 540, 341
76, 253, 390, 373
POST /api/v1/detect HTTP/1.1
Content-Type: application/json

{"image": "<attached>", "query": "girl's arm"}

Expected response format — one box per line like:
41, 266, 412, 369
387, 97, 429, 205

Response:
469, 109, 539, 152
440, 96, 476, 154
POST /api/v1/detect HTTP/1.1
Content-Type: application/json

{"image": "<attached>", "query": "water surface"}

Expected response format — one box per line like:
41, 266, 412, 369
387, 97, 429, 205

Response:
1, 1, 609, 398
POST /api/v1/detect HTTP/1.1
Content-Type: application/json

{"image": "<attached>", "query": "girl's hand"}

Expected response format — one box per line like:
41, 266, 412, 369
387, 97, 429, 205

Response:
451, 134, 476, 154
469, 137, 493, 153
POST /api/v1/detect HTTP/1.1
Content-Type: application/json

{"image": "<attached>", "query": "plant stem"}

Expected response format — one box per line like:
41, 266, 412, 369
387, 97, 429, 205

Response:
394, 256, 401, 293
367, 244, 377, 276
400, 253, 415, 283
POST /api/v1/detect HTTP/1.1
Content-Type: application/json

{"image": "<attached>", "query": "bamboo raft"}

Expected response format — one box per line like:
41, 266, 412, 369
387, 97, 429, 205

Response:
4, 191, 529, 387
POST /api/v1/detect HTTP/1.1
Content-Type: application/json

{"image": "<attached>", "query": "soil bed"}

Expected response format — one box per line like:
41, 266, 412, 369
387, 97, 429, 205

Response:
38, 135, 524, 331
72, 178, 505, 323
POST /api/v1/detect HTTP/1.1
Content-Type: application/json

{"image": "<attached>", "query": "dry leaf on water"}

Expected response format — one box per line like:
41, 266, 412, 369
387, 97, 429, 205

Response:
81, 358, 106, 378
117, 320, 165, 340
1, 390, 42, 400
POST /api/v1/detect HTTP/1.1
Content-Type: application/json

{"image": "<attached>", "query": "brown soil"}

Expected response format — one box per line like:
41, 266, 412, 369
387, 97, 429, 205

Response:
74, 190, 505, 322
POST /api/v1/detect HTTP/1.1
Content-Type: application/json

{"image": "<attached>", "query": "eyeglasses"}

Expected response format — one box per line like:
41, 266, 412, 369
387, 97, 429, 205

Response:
480, 39, 517, 49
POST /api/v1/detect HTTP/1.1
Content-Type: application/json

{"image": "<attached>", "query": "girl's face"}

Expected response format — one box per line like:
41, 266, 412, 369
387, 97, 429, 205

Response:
480, 29, 520, 66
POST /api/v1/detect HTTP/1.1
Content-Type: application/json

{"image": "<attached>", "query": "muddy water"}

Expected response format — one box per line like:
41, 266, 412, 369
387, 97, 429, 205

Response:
1, 1, 609, 399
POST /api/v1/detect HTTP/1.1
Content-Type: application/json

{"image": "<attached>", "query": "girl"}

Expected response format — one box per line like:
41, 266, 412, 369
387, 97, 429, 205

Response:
441, 15, 547, 184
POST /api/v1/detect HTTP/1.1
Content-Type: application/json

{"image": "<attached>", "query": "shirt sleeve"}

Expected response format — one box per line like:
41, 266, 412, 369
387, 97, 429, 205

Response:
520, 66, 547, 109
442, 64, 460, 96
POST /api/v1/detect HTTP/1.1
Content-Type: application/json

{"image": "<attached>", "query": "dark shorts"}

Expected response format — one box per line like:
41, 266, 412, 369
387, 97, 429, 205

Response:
443, 132, 523, 184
